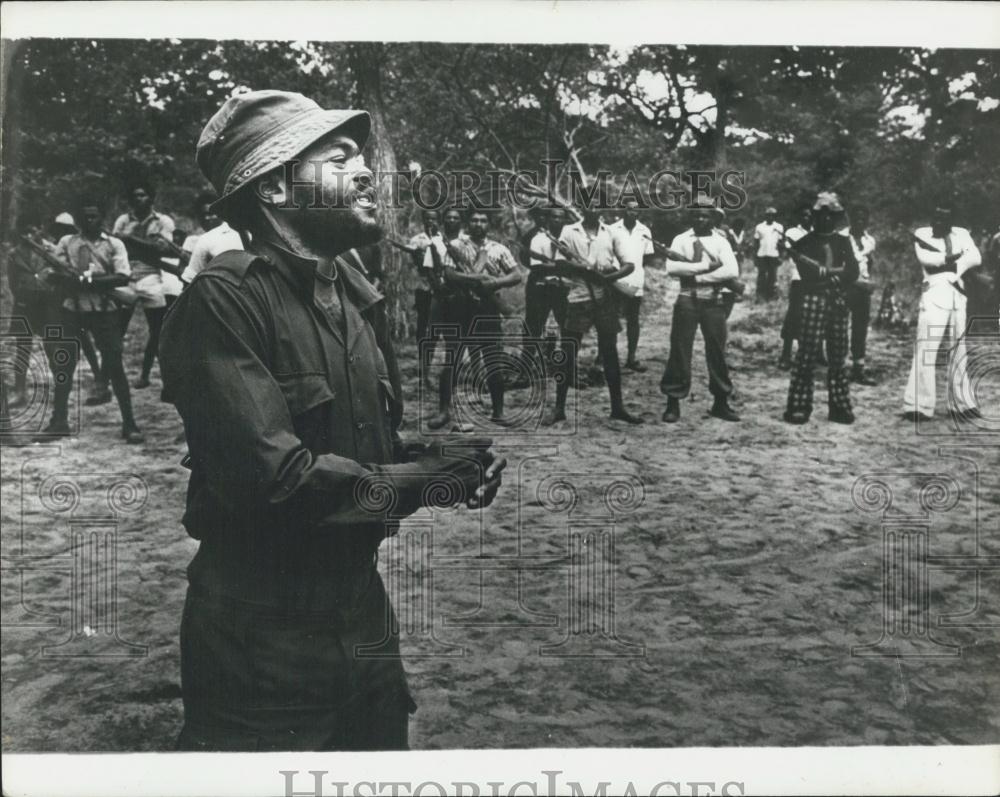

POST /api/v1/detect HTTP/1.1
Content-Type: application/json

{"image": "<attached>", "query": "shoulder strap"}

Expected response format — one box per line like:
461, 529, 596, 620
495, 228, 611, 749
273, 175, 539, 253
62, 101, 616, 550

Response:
197, 250, 265, 283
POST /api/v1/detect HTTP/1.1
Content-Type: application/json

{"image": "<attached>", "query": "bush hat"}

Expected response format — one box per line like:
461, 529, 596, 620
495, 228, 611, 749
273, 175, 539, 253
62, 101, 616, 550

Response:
197, 90, 371, 211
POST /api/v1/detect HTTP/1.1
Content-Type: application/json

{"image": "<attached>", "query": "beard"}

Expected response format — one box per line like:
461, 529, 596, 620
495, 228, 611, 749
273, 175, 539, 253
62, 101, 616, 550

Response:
295, 205, 382, 255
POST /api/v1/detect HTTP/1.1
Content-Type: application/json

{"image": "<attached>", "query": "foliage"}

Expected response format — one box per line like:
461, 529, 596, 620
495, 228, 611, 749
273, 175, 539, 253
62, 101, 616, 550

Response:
2, 40, 997, 327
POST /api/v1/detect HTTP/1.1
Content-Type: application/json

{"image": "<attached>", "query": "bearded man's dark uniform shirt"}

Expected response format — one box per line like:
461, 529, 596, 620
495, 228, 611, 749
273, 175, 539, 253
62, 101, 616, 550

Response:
160, 239, 415, 751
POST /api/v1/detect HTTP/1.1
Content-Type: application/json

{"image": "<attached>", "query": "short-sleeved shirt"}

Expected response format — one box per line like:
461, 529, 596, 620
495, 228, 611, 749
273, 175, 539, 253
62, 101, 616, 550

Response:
557, 221, 632, 303
112, 210, 176, 281
181, 222, 244, 283
609, 218, 654, 297
528, 230, 564, 286
784, 225, 810, 281
848, 230, 876, 281
408, 231, 464, 272
7, 239, 55, 299
452, 237, 518, 277
54, 233, 131, 313
754, 220, 784, 258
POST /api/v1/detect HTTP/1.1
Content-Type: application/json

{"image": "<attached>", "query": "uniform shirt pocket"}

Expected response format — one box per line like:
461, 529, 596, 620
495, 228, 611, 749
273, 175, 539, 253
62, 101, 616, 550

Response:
273, 372, 337, 417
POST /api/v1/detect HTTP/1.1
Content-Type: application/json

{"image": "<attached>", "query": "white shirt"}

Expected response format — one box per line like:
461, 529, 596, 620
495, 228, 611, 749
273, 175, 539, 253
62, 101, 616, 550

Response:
754, 220, 784, 258
784, 225, 810, 281
848, 230, 877, 282
558, 221, 633, 303
160, 235, 196, 296
181, 222, 244, 283
609, 218, 654, 297
408, 231, 463, 271
913, 226, 981, 308
528, 230, 564, 286
666, 229, 740, 290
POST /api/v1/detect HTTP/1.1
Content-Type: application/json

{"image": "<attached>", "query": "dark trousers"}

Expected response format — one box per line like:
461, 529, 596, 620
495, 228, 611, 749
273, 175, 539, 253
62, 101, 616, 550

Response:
619, 293, 642, 361
781, 281, 805, 343
755, 256, 780, 300
965, 265, 1000, 338
786, 291, 851, 417
436, 302, 506, 417
660, 293, 734, 400
524, 279, 569, 377
121, 301, 172, 381
47, 309, 136, 428
524, 279, 569, 340
176, 569, 413, 752
555, 299, 625, 413
415, 288, 433, 343
846, 284, 871, 366
6, 296, 103, 392
7, 294, 52, 394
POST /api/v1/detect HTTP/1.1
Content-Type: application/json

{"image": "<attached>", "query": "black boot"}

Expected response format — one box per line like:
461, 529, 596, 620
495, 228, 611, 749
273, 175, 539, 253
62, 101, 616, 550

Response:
662, 397, 680, 423
610, 405, 644, 424
829, 408, 855, 425
850, 364, 877, 386
541, 406, 567, 427
122, 423, 145, 444
34, 417, 72, 441
709, 397, 740, 422
426, 408, 452, 430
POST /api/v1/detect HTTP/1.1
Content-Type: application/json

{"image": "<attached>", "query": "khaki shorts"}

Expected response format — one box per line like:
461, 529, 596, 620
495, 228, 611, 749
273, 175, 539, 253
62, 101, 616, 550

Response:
564, 299, 621, 336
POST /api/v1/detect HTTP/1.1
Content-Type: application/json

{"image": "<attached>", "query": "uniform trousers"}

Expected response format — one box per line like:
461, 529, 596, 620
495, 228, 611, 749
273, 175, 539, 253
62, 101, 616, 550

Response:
176, 566, 413, 752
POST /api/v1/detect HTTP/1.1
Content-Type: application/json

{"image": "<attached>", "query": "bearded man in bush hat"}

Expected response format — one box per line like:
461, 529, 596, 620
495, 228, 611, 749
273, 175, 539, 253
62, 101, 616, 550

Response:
160, 90, 506, 751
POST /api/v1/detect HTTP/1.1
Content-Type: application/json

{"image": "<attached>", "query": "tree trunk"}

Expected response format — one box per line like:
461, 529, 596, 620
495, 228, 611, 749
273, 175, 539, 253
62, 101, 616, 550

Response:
347, 43, 411, 339
714, 68, 729, 168
1, 40, 28, 247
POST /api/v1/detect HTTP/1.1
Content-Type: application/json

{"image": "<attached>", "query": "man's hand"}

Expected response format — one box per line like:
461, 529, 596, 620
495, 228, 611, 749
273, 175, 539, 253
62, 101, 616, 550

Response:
467, 447, 506, 509
410, 436, 499, 510
703, 253, 723, 272
422, 437, 505, 510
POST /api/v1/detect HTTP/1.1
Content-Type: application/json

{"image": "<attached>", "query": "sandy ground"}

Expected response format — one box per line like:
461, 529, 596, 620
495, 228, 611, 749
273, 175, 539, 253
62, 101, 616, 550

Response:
2, 265, 998, 751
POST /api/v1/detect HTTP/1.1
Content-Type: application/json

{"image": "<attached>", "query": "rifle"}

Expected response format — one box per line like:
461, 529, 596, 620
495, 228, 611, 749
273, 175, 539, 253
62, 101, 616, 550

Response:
912, 233, 945, 254
539, 229, 633, 288
387, 237, 422, 257
389, 234, 451, 295
641, 233, 698, 264
526, 247, 613, 287
19, 235, 80, 285
110, 228, 189, 278
779, 228, 848, 287
19, 234, 137, 305
461, 241, 520, 318
650, 232, 748, 298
